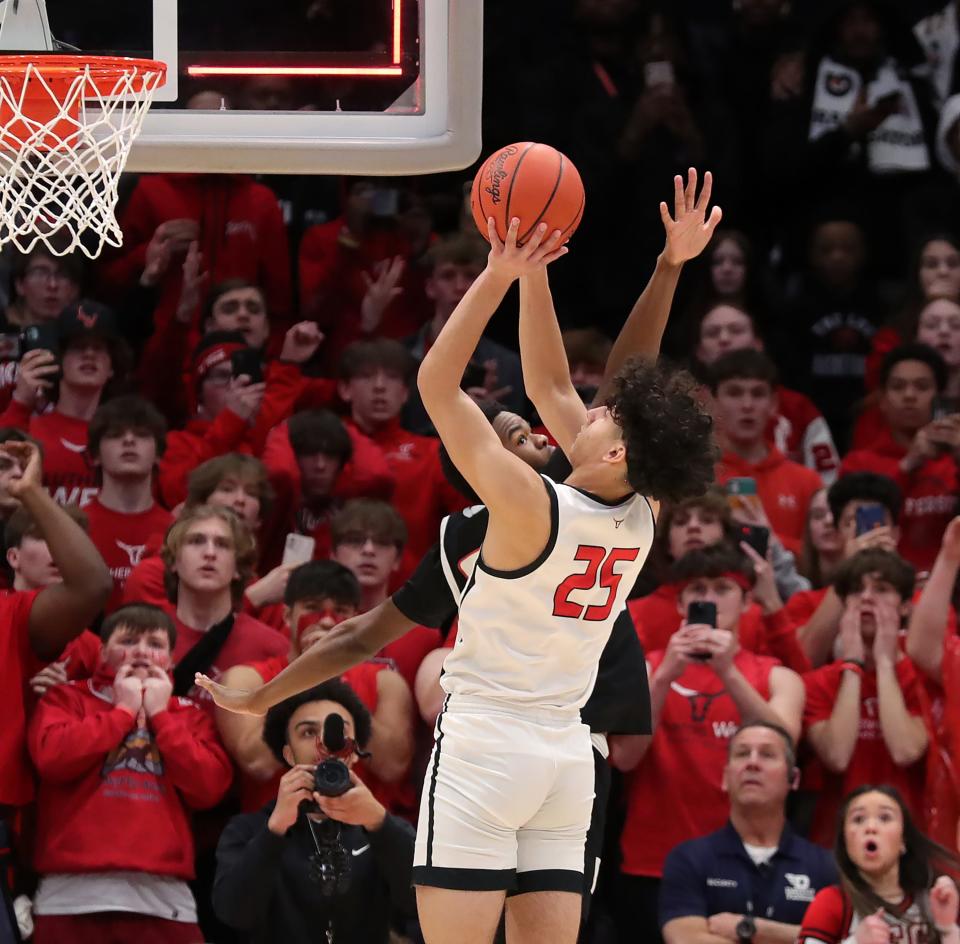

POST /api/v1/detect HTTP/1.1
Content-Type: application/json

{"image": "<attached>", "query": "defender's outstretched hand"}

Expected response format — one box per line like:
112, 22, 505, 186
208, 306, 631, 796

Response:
195, 673, 264, 715
660, 168, 722, 266
487, 217, 567, 281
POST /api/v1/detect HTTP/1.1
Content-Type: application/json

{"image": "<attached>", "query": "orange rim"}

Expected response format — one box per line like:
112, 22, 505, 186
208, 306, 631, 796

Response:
0, 54, 166, 80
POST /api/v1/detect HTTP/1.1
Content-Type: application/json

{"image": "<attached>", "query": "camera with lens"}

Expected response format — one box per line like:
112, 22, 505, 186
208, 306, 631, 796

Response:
305, 713, 358, 896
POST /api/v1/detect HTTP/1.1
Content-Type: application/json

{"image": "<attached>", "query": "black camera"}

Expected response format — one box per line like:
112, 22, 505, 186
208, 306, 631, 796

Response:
305, 713, 355, 896
313, 713, 352, 798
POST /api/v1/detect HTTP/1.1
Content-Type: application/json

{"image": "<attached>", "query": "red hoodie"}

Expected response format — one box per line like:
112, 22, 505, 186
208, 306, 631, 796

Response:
298, 219, 432, 368
716, 447, 823, 555
157, 361, 307, 509
0, 401, 99, 507
840, 429, 959, 572
260, 419, 395, 568
345, 417, 467, 586
95, 174, 291, 332
28, 665, 232, 877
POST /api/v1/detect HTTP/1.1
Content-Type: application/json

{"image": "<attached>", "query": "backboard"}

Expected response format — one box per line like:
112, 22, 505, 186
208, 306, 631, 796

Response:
38, 0, 483, 175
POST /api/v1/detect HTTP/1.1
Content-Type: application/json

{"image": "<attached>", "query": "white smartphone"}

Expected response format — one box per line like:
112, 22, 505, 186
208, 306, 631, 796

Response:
282, 533, 316, 567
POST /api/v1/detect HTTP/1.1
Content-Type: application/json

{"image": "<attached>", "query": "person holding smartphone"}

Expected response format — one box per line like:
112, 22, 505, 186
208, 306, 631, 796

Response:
840, 343, 960, 572
612, 542, 804, 944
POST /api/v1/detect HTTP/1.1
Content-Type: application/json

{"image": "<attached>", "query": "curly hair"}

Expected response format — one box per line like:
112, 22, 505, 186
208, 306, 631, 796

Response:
262, 680, 373, 767
606, 358, 716, 503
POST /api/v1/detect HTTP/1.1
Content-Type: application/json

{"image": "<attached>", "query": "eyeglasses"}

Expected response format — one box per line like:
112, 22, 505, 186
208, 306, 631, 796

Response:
24, 266, 74, 284
336, 532, 397, 551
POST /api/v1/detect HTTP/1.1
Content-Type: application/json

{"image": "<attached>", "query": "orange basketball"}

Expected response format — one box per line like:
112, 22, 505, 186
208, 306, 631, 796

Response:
471, 142, 585, 246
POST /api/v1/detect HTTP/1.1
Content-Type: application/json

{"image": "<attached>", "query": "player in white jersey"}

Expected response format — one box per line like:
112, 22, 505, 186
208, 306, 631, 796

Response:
196, 172, 722, 944
396, 217, 716, 944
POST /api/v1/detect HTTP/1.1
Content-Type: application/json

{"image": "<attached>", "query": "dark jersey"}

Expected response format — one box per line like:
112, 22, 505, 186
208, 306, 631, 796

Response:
393, 448, 652, 735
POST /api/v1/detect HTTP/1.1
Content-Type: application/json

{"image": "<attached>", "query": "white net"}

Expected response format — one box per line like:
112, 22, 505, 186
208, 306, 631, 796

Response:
0, 56, 165, 259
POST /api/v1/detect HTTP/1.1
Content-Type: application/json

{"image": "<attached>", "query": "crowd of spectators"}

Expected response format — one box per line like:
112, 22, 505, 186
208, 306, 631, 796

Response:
9, 0, 960, 942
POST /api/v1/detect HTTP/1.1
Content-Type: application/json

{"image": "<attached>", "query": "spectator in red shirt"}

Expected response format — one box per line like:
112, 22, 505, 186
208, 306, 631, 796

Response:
298, 179, 433, 366
693, 302, 841, 483
213, 561, 414, 814
0, 440, 111, 888
611, 543, 804, 944
712, 349, 824, 554
28, 603, 232, 944
0, 300, 132, 508
792, 472, 903, 668
840, 342, 960, 572
905, 515, 960, 848
125, 452, 274, 610
0, 249, 83, 411
157, 323, 325, 509
158, 504, 287, 706
85, 396, 173, 613
337, 338, 465, 583
96, 173, 292, 334
330, 499, 440, 690
802, 549, 928, 847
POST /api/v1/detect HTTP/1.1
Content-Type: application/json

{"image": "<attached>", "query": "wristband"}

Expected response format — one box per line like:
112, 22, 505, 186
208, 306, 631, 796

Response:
841, 659, 865, 676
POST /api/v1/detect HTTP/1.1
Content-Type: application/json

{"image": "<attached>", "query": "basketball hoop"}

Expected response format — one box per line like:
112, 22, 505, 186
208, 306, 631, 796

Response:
0, 54, 166, 258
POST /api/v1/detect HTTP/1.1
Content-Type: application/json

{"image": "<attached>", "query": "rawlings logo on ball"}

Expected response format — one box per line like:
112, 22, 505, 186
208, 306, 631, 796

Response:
483, 145, 518, 205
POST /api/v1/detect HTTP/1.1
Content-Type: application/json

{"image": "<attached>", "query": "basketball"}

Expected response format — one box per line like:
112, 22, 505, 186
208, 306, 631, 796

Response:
470, 142, 585, 246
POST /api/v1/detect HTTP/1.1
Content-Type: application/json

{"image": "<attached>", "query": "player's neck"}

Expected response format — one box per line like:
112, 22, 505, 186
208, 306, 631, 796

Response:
177, 587, 232, 632
730, 805, 785, 848
563, 465, 633, 502
98, 474, 155, 514
56, 384, 102, 422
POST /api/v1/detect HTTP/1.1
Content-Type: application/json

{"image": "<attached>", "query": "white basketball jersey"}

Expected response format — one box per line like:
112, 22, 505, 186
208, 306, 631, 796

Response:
440, 476, 655, 714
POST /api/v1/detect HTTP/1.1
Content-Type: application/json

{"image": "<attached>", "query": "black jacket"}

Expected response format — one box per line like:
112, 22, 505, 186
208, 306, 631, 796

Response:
213, 802, 416, 944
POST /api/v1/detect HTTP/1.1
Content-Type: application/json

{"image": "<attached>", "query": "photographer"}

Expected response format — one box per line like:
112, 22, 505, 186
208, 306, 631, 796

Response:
213, 680, 416, 944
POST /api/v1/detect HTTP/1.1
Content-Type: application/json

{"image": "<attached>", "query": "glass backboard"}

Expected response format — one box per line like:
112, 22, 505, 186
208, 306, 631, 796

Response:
38, 0, 482, 174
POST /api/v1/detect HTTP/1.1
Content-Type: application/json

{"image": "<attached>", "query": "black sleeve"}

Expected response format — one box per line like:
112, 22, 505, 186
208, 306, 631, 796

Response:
367, 813, 418, 918
392, 540, 457, 629
213, 813, 286, 931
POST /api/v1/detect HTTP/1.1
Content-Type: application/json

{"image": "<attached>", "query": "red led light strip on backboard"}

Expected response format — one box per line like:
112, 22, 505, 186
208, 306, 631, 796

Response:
188, 0, 404, 78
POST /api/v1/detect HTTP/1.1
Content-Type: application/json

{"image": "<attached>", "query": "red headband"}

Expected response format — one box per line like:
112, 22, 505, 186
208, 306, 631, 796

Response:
675, 570, 753, 594
194, 342, 244, 381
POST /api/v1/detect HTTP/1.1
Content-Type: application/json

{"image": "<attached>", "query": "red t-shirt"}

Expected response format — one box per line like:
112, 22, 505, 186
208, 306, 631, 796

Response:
840, 430, 959, 572
84, 499, 173, 613
0, 401, 99, 507
378, 625, 441, 691
803, 658, 927, 846
716, 448, 823, 554
0, 589, 40, 806
346, 418, 466, 587
620, 648, 779, 877
627, 583, 768, 654
171, 610, 287, 711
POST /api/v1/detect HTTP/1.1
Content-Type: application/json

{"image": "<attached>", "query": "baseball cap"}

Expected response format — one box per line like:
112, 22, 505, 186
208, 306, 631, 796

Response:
57, 300, 120, 346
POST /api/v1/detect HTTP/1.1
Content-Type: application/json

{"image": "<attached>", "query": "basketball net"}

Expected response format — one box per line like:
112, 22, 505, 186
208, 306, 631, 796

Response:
0, 1, 165, 258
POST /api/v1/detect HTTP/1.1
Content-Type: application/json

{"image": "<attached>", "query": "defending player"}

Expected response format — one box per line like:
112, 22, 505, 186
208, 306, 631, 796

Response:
198, 174, 720, 944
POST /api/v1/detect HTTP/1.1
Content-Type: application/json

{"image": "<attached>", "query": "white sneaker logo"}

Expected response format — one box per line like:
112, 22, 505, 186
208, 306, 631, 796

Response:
351, 844, 370, 857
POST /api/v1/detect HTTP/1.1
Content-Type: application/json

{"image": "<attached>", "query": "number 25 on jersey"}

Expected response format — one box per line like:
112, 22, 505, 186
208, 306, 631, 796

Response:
553, 544, 641, 622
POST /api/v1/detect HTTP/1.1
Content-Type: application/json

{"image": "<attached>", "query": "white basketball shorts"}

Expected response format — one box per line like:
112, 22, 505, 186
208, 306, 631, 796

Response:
412, 696, 595, 894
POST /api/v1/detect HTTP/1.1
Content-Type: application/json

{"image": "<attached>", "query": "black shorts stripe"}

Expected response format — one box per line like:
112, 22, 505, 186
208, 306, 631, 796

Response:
425, 694, 450, 868
413, 865, 518, 892
514, 869, 584, 895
